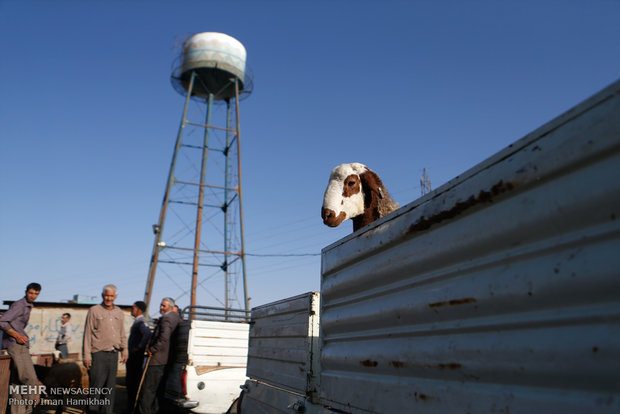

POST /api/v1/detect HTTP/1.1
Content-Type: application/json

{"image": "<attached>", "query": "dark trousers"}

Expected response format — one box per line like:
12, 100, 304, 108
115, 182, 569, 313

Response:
137, 364, 165, 414
89, 351, 118, 414
126, 351, 145, 410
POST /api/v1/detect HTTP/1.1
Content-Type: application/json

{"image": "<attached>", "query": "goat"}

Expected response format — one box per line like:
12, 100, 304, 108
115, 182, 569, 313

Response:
34, 360, 89, 414
321, 163, 399, 232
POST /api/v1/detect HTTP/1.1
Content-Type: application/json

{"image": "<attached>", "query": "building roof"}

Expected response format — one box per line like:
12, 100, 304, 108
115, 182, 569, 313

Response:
1, 300, 132, 311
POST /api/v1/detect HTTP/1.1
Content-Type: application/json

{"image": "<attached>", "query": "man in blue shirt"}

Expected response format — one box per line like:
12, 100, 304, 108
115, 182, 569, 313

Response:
0, 282, 42, 414
126, 300, 151, 411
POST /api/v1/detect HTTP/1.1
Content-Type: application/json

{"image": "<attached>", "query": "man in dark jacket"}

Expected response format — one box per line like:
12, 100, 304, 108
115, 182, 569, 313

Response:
126, 301, 151, 411
137, 297, 180, 414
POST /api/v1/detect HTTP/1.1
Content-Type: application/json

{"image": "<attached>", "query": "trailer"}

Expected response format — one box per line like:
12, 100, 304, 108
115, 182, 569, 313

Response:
240, 79, 620, 413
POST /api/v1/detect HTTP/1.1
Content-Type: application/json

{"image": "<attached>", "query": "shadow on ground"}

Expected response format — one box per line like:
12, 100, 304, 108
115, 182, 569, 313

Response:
34, 372, 190, 414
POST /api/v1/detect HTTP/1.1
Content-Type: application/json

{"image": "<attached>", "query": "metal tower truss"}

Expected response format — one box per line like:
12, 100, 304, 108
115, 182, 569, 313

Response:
145, 72, 249, 318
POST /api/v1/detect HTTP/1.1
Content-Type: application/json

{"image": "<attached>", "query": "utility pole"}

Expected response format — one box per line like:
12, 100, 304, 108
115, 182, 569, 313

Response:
420, 168, 432, 196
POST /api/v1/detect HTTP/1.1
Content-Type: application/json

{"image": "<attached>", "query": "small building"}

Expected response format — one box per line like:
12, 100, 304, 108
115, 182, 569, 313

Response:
1, 300, 133, 367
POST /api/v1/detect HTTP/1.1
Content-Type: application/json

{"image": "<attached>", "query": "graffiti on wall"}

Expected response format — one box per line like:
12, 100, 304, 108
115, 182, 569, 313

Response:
23, 308, 133, 357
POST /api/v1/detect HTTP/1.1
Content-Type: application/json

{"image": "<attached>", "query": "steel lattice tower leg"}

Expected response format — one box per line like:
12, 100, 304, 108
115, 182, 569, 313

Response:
144, 72, 249, 320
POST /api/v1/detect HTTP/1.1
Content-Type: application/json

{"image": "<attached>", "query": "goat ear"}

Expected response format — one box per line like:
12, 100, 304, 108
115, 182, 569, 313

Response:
359, 169, 385, 202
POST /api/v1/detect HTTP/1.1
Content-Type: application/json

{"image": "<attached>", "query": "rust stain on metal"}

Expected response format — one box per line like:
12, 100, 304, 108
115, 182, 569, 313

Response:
405, 361, 465, 371
437, 362, 462, 370
195, 365, 237, 375
360, 359, 378, 367
407, 180, 516, 234
428, 297, 477, 308
414, 392, 431, 402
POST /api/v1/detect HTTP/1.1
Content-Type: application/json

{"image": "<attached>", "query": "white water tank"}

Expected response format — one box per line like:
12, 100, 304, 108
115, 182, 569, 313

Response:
180, 32, 247, 99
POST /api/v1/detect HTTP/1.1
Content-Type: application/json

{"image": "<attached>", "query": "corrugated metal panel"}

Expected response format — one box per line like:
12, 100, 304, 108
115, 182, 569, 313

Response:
240, 380, 339, 414
246, 292, 320, 395
187, 320, 249, 367
240, 380, 305, 414
320, 80, 620, 413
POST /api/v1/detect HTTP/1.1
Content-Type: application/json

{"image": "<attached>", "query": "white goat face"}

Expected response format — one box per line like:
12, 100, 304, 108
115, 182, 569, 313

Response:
321, 163, 367, 227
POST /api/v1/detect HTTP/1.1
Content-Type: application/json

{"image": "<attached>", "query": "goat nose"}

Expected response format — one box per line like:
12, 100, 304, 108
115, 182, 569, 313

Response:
322, 207, 347, 227
322, 207, 334, 221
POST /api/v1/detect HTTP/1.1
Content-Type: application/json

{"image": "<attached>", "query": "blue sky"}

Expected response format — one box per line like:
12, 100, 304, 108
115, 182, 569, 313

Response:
1, 1, 619, 315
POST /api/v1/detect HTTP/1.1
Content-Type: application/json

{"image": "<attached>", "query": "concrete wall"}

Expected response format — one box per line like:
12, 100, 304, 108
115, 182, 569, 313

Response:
24, 306, 133, 360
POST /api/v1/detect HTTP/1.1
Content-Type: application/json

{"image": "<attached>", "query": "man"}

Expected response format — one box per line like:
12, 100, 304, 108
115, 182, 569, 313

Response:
138, 297, 180, 414
126, 301, 151, 411
55, 312, 72, 360
173, 304, 184, 320
0, 282, 41, 414
83, 284, 128, 414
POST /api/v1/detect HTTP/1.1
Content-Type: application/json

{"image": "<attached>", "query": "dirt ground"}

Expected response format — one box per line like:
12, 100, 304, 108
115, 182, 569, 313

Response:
35, 374, 188, 414
36, 374, 129, 414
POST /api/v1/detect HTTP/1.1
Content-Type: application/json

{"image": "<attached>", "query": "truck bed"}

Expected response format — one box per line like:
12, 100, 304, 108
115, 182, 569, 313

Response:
319, 80, 620, 413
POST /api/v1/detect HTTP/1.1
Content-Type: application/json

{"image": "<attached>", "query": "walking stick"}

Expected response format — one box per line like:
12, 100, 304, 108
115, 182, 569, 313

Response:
132, 353, 151, 414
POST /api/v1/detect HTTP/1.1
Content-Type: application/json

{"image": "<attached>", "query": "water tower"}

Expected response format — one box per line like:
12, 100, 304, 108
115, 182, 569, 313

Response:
144, 32, 252, 319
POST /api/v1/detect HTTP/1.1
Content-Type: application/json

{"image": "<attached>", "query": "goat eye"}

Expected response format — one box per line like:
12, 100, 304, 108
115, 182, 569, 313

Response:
347, 181, 355, 187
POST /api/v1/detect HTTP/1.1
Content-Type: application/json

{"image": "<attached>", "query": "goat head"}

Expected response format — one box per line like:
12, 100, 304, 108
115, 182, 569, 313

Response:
321, 163, 398, 231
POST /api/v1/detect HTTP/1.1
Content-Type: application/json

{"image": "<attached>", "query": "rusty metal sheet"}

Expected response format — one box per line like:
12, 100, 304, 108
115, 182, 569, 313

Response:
246, 292, 320, 395
0, 353, 9, 414
239, 380, 305, 414
319, 80, 620, 413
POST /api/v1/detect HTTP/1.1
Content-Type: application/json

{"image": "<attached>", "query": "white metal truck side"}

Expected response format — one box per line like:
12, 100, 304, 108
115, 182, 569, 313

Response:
165, 309, 249, 414
241, 79, 620, 413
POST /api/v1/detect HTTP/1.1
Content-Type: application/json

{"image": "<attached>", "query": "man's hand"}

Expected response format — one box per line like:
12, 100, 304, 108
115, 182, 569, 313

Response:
15, 333, 28, 345
121, 354, 128, 364
84, 359, 92, 369
6, 329, 28, 345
